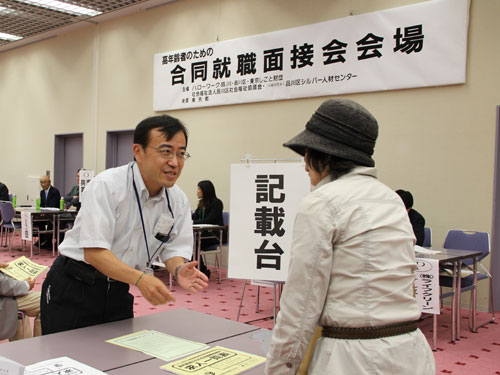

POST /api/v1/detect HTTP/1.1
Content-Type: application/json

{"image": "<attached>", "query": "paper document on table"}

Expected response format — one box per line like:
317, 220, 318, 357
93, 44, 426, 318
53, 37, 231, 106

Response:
161, 346, 266, 375
106, 330, 209, 362
0, 355, 24, 375
414, 245, 441, 254
1, 256, 48, 281
24, 356, 105, 375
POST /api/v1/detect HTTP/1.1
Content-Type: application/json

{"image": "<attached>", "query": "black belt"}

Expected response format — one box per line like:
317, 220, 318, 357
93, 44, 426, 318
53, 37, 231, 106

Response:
322, 320, 418, 340
60, 255, 118, 285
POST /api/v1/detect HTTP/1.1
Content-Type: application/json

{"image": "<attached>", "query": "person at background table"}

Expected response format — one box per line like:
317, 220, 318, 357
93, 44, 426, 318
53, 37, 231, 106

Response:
192, 180, 224, 279
0, 262, 41, 341
35, 175, 62, 249
41, 115, 208, 335
63, 169, 81, 210
265, 99, 435, 375
40, 175, 61, 208
0, 181, 9, 201
396, 189, 426, 246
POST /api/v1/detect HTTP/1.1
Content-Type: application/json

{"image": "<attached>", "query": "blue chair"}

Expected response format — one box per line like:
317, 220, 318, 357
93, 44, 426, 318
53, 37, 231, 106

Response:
200, 211, 229, 284
0, 201, 22, 256
440, 230, 495, 332
423, 227, 432, 247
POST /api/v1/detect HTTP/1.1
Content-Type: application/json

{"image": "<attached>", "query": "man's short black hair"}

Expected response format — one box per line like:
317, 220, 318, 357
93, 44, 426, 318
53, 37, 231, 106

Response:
395, 189, 414, 209
134, 115, 188, 148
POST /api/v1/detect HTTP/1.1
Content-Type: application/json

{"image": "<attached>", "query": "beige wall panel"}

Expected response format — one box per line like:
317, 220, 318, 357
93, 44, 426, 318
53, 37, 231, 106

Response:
0, 27, 95, 200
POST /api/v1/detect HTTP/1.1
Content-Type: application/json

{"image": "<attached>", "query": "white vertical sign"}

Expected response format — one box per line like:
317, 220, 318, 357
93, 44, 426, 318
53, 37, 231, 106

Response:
415, 257, 440, 314
79, 169, 95, 200
21, 211, 32, 241
228, 163, 310, 281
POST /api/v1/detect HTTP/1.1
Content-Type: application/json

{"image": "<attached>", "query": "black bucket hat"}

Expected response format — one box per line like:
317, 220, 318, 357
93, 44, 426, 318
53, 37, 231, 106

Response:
283, 99, 378, 167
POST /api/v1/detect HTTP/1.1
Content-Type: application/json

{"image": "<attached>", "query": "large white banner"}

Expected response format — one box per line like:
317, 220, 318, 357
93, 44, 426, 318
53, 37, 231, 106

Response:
154, 0, 469, 111
228, 163, 310, 281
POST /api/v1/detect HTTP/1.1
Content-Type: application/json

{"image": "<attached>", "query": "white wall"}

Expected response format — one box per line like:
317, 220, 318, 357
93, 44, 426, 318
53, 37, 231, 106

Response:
0, 0, 499, 310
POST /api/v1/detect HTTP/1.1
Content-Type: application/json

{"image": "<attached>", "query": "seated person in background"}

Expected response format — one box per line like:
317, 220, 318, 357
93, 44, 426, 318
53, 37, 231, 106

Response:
0, 262, 41, 341
40, 175, 61, 208
36, 176, 62, 249
0, 181, 9, 201
64, 169, 81, 210
192, 180, 224, 279
396, 189, 426, 246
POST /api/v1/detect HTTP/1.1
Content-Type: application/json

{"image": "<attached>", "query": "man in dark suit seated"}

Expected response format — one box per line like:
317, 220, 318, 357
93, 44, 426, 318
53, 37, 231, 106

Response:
396, 189, 426, 246
40, 176, 61, 208
63, 169, 81, 210
36, 176, 62, 249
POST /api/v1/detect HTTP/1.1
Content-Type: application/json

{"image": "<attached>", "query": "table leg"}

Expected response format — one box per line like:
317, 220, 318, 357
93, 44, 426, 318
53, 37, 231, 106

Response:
197, 232, 202, 270
52, 214, 56, 257
456, 261, 462, 340
451, 261, 457, 342
56, 214, 60, 256
432, 314, 437, 351
471, 257, 478, 332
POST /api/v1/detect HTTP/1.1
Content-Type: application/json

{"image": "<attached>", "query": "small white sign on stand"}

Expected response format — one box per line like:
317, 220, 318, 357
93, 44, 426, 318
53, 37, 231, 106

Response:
415, 257, 440, 314
21, 211, 32, 241
79, 169, 95, 199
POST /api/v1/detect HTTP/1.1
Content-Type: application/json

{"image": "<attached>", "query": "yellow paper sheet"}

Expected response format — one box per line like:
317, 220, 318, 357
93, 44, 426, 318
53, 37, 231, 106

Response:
161, 346, 266, 375
1, 256, 48, 280
106, 330, 209, 362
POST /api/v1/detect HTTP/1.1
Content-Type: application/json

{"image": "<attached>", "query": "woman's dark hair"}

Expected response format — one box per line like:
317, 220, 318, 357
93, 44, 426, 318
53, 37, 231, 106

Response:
395, 189, 413, 209
305, 148, 357, 180
134, 115, 188, 148
197, 180, 217, 209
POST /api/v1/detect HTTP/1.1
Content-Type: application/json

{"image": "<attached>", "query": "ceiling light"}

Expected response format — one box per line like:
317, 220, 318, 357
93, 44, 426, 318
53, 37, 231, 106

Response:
16, 0, 102, 17
0, 6, 16, 15
0, 32, 23, 41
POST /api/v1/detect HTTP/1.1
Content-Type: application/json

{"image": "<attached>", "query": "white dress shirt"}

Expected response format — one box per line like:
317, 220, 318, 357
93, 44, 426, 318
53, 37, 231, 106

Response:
265, 167, 435, 375
59, 162, 193, 270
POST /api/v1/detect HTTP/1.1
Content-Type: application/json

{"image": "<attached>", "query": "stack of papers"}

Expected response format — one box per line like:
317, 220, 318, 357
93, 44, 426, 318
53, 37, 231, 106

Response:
106, 330, 209, 362
106, 330, 267, 375
25, 357, 106, 375
162, 346, 266, 375
0, 356, 105, 375
414, 245, 441, 255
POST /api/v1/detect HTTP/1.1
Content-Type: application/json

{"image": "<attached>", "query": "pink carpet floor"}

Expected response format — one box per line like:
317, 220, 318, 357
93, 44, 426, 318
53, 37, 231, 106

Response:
1, 242, 499, 374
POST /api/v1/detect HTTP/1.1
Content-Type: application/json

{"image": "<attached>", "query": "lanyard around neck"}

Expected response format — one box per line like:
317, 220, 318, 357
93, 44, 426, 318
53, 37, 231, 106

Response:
131, 164, 174, 265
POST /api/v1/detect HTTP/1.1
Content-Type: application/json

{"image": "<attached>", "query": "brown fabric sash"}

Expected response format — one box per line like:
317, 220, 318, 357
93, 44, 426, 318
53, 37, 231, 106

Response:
322, 320, 418, 340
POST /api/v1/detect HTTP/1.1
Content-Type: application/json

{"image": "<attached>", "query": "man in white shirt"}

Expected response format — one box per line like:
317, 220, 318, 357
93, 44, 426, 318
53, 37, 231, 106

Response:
41, 115, 208, 334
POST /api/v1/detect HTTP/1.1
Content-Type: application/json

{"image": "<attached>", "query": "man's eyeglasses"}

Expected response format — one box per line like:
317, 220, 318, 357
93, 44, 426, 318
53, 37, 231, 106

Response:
148, 146, 191, 161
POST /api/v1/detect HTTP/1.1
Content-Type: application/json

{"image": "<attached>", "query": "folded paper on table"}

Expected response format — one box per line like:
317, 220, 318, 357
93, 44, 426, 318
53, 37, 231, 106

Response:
161, 346, 266, 375
414, 245, 441, 254
106, 330, 209, 362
